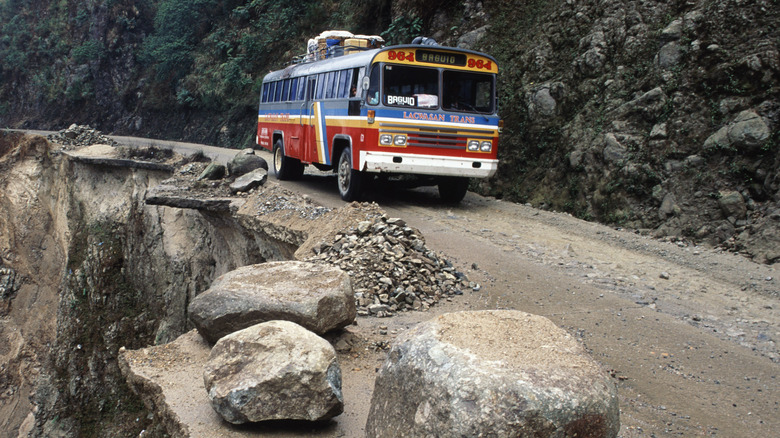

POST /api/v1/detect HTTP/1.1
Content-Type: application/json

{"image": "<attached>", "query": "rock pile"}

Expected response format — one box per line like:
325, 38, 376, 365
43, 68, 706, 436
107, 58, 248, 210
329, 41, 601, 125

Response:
306, 215, 478, 317
46, 124, 117, 148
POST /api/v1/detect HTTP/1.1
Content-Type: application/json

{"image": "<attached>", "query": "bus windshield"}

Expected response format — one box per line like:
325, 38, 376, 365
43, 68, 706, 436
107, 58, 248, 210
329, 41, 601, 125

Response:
376, 64, 494, 114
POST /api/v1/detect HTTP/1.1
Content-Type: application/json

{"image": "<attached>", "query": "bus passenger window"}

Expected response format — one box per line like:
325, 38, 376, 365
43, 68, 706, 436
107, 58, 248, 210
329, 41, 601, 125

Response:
339, 69, 352, 98
274, 81, 283, 102
289, 78, 299, 101
261, 83, 269, 103
315, 73, 325, 99
325, 72, 336, 99
281, 79, 290, 101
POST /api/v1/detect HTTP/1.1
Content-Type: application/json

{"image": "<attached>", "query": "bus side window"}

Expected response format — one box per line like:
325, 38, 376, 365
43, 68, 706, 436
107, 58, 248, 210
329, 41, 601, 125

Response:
325, 72, 336, 99
274, 80, 283, 102
350, 68, 360, 98
307, 77, 316, 100
366, 64, 380, 105
339, 69, 352, 98
261, 82, 269, 103
282, 79, 291, 102
298, 77, 306, 101
315, 73, 325, 99
289, 78, 298, 101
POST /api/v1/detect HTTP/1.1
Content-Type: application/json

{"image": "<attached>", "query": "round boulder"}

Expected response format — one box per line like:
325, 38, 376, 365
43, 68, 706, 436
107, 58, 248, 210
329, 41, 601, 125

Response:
366, 310, 619, 438
204, 320, 343, 423
227, 148, 268, 177
188, 261, 355, 343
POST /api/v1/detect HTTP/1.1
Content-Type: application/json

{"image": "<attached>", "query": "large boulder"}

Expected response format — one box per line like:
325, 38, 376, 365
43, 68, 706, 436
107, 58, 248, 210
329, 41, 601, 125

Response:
366, 310, 619, 438
204, 320, 344, 424
188, 261, 355, 343
227, 148, 268, 177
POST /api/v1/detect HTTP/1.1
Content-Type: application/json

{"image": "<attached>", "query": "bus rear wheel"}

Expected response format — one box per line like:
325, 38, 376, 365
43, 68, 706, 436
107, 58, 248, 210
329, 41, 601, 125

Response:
438, 176, 469, 203
273, 140, 303, 180
337, 147, 363, 201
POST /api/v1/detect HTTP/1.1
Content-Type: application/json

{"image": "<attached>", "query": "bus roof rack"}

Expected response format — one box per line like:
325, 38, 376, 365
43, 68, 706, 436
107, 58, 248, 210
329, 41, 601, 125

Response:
291, 31, 385, 65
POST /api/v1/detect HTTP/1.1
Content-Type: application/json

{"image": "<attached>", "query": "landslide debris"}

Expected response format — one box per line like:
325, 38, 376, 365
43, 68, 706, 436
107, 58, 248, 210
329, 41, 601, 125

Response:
307, 214, 477, 317
46, 124, 117, 149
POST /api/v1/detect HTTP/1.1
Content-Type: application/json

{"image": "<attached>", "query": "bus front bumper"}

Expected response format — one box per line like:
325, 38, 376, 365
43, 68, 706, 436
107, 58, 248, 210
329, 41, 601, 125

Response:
359, 151, 498, 178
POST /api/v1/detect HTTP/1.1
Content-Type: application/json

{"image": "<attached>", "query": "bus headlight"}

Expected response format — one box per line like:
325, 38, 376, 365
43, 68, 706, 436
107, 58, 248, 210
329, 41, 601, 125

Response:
380, 134, 393, 145
394, 135, 407, 146
480, 141, 492, 152
468, 140, 480, 151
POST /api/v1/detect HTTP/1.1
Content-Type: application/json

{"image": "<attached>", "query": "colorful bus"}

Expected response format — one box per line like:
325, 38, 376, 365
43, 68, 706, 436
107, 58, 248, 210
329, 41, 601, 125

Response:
256, 42, 499, 202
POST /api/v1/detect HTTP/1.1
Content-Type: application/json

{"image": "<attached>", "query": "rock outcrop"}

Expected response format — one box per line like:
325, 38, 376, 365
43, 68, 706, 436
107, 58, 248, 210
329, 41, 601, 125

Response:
188, 261, 356, 343
366, 310, 619, 438
203, 320, 343, 424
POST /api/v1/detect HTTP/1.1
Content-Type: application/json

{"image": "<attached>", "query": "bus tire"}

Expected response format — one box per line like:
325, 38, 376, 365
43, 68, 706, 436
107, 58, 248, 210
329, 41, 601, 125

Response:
273, 140, 303, 180
438, 176, 469, 203
337, 147, 363, 201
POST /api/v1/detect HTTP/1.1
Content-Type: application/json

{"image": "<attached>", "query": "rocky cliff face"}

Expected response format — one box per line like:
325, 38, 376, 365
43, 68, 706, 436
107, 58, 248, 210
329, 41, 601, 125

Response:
477, 0, 779, 262
0, 132, 299, 436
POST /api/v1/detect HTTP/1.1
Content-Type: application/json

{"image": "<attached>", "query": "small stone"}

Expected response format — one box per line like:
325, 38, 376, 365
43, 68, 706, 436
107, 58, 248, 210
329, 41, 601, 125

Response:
659, 272, 671, 280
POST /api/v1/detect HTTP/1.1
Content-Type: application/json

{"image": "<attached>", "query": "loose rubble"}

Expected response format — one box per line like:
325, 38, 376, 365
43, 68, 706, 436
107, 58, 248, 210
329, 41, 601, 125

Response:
46, 124, 117, 148
306, 214, 478, 317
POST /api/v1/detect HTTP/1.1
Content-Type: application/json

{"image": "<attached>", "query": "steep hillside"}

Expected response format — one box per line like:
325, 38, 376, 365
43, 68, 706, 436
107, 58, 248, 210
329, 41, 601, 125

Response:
478, 0, 779, 262
1, 0, 778, 261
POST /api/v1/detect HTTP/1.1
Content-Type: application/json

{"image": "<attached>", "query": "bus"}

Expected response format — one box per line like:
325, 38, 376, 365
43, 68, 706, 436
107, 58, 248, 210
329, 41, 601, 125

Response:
256, 41, 499, 202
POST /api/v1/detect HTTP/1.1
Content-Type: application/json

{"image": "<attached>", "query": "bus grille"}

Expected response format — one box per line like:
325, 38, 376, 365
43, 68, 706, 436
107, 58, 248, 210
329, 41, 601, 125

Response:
379, 122, 495, 150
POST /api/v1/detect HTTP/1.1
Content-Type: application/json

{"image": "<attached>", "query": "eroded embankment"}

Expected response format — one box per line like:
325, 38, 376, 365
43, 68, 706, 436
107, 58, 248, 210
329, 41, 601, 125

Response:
0, 133, 323, 437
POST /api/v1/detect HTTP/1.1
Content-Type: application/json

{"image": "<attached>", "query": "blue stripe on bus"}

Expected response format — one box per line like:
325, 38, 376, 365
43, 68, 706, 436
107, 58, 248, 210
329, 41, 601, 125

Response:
258, 106, 500, 127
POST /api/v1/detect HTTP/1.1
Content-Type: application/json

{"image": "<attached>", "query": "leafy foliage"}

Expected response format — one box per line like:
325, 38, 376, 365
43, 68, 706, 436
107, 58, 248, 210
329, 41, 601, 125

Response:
140, 0, 219, 81
381, 12, 422, 45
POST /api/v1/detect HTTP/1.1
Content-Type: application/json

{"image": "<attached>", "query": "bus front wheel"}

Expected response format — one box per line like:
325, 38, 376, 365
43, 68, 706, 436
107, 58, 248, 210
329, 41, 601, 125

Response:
337, 148, 363, 201
438, 176, 469, 203
273, 140, 303, 180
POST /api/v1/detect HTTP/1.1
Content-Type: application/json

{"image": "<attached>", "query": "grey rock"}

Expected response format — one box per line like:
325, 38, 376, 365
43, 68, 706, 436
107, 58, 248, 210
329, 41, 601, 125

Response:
529, 87, 557, 118
718, 190, 747, 220
188, 261, 355, 343
661, 18, 683, 41
657, 42, 682, 69
366, 310, 619, 438
227, 149, 268, 177
728, 110, 770, 150
197, 162, 226, 181
649, 123, 667, 139
705, 110, 770, 152
229, 168, 267, 193
602, 133, 626, 163
659, 193, 680, 219
703, 125, 730, 150
457, 25, 489, 50
204, 320, 343, 424
569, 149, 584, 168
684, 155, 706, 167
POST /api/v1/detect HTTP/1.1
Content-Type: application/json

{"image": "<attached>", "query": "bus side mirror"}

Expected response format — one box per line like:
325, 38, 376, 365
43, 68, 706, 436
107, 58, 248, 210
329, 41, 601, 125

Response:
361, 76, 370, 91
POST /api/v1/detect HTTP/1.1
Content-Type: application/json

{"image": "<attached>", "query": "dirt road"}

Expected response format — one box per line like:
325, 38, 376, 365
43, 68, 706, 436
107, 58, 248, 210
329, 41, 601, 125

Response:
247, 145, 778, 436
71, 135, 780, 436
